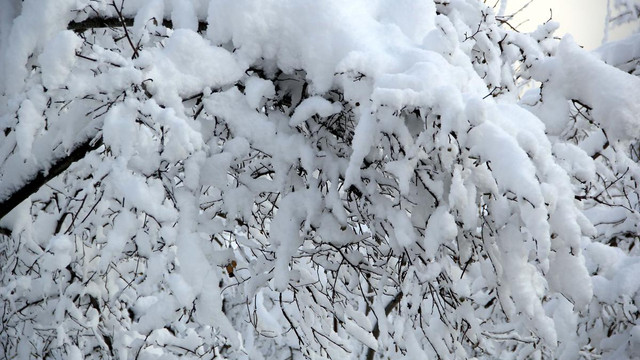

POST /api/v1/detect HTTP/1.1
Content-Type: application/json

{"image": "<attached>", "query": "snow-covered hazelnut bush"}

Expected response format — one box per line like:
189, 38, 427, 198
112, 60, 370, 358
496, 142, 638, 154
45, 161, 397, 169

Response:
1, 1, 640, 359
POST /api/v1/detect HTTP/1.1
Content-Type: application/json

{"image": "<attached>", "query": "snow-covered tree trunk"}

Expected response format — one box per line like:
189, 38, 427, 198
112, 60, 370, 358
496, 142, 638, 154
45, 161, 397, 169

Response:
1, 1, 640, 359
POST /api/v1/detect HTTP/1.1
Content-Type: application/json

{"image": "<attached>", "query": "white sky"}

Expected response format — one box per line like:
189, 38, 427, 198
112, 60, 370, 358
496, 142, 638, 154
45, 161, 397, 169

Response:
503, 0, 639, 49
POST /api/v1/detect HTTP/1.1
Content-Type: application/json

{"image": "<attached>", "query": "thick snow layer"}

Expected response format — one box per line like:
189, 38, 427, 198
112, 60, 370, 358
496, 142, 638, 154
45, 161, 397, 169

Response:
38, 31, 82, 90
244, 76, 275, 109
552, 143, 596, 183
290, 96, 342, 126
207, 0, 442, 93
170, 0, 198, 31
2, 0, 76, 94
529, 36, 640, 142
16, 99, 44, 160
145, 29, 243, 107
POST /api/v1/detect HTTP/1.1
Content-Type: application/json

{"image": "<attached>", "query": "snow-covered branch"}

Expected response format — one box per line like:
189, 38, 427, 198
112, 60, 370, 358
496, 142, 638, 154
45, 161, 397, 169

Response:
0, 135, 102, 220
1, 1, 640, 359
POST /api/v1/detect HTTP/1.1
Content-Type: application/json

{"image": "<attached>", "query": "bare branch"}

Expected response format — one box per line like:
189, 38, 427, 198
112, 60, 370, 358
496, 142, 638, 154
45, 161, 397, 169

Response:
366, 291, 404, 360
67, 17, 207, 33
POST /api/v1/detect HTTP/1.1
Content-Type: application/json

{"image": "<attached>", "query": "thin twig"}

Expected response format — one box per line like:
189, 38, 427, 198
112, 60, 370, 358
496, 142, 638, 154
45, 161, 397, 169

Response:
111, 0, 139, 59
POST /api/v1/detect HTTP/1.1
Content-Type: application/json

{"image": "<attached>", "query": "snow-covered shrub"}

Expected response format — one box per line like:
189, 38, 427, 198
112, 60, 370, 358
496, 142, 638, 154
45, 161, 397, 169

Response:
1, 1, 639, 359
608, 0, 640, 30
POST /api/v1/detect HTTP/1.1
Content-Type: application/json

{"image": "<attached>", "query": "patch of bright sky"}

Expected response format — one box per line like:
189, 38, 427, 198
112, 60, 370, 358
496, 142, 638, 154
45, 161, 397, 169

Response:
502, 0, 639, 49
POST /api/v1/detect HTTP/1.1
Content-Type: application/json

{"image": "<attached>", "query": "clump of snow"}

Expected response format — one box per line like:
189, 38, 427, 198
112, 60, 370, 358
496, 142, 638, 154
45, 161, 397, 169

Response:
244, 76, 275, 109
43, 235, 74, 270
38, 30, 82, 90
553, 143, 596, 183
16, 99, 44, 160
424, 206, 457, 259
528, 35, 640, 142
103, 101, 138, 159
145, 29, 243, 107
344, 105, 377, 189
377, 0, 436, 43
467, 114, 543, 206
2, 0, 77, 94
207, 0, 440, 93
170, 0, 198, 31
270, 190, 321, 291
548, 248, 593, 310
385, 158, 418, 196
290, 96, 341, 126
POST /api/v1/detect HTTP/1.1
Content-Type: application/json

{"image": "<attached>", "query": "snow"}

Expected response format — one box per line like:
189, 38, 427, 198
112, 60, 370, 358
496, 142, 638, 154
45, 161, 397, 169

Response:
424, 206, 457, 259
16, 99, 44, 160
270, 190, 321, 291
596, 33, 640, 72
384, 158, 417, 196
43, 235, 74, 270
132, 0, 164, 43
145, 29, 243, 107
38, 30, 82, 90
109, 165, 178, 222
377, 0, 436, 43
2, 0, 640, 359
2, 0, 76, 94
548, 248, 593, 310
344, 317, 378, 350
553, 142, 597, 182
255, 292, 282, 336
467, 112, 544, 206
528, 35, 640, 142
388, 207, 418, 248
586, 242, 640, 305
103, 102, 138, 159
448, 165, 477, 230
344, 104, 377, 190
201, 152, 232, 187
244, 76, 275, 110
170, 0, 198, 31
290, 97, 342, 127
